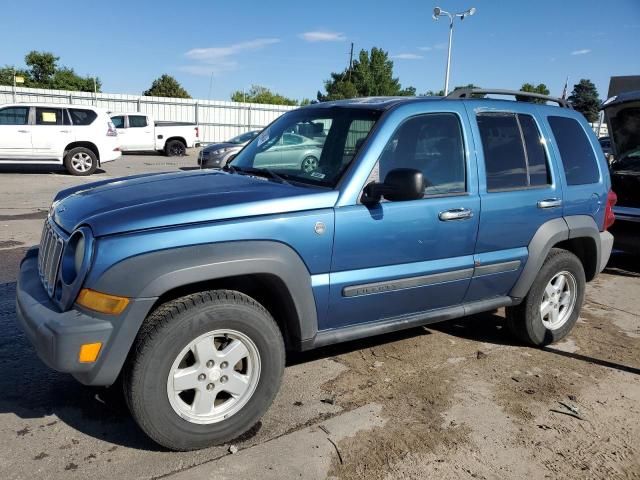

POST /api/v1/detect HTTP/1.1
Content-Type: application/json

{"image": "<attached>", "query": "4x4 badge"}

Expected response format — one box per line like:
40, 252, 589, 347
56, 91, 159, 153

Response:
314, 222, 326, 235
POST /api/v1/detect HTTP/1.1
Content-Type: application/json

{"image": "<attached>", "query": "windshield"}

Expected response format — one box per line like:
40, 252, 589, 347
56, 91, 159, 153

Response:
231, 107, 380, 187
229, 131, 259, 144
608, 105, 640, 162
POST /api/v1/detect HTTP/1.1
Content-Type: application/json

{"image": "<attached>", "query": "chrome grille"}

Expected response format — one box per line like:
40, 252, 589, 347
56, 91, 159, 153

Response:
38, 219, 64, 297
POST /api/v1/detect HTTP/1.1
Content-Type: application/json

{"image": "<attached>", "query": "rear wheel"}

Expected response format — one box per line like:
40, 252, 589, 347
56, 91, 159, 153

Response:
301, 155, 318, 173
64, 147, 97, 176
165, 139, 186, 157
506, 248, 585, 346
123, 290, 285, 451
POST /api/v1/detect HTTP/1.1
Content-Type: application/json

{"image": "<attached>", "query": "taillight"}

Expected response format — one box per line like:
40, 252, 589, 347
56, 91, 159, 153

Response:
604, 189, 617, 231
107, 121, 117, 137
195, 127, 199, 138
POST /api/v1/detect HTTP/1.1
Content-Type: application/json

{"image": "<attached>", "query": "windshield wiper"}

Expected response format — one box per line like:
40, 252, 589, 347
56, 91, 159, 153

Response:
226, 165, 290, 185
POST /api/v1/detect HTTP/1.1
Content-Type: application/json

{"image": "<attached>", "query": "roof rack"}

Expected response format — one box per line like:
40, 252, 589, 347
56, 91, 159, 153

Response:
446, 88, 571, 108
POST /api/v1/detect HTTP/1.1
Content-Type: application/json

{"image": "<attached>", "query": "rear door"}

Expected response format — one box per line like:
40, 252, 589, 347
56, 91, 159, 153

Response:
31, 107, 73, 159
0, 106, 32, 158
465, 104, 562, 302
126, 115, 155, 150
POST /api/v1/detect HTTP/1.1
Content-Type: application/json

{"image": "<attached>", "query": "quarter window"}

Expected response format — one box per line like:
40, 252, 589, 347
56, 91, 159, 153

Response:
548, 116, 600, 185
375, 113, 466, 195
68, 108, 97, 126
36, 107, 63, 125
0, 106, 29, 125
477, 112, 551, 191
129, 115, 148, 128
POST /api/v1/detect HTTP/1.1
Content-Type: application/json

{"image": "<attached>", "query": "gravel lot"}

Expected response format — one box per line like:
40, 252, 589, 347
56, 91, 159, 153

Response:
0, 152, 638, 479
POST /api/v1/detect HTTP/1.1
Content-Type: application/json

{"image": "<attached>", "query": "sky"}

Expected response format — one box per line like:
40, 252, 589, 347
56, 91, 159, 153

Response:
1, 0, 639, 102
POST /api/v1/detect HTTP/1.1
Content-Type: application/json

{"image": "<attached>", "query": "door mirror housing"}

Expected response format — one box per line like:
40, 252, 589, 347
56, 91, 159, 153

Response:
362, 168, 425, 204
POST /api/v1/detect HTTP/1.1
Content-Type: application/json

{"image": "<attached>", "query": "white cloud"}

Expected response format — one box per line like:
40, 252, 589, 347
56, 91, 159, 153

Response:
418, 46, 432, 51
434, 42, 448, 50
182, 38, 280, 75
299, 31, 346, 42
571, 48, 591, 55
393, 53, 424, 60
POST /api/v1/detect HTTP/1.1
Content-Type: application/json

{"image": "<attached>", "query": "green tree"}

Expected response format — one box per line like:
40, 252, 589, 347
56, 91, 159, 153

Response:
517, 83, 550, 104
318, 47, 415, 101
568, 79, 600, 122
230, 85, 298, 105
143, 74, 191, 98
0, 51, 101, 92
25, 51, 58, 86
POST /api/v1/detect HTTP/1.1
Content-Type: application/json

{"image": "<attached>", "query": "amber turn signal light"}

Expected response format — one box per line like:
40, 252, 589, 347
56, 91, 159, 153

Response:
76, 289, 129, 315
78, 342, 102, 363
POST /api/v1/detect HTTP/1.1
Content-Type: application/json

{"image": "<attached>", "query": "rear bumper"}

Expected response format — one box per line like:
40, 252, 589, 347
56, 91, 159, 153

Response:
15, 249, 156, 386
599, 231, 614, 272
100, 147, 122, 163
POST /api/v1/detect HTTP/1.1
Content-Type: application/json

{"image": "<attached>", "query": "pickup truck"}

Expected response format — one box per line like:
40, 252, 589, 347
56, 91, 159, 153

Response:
110, 112, 199, 156
17, 89, 615, 451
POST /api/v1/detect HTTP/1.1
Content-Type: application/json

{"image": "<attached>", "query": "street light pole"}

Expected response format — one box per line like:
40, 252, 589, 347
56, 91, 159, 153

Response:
433, 6, 476, 96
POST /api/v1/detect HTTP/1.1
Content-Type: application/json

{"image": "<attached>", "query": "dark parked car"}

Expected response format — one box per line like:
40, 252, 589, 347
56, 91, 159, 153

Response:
16, 89, 614, 451
602, 90, 640, 254
599, 136, 613, 157
198, 130, 259, 168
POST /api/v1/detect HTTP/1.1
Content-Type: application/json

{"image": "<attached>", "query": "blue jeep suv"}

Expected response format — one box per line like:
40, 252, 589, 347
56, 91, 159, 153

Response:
16, 89, 615, 450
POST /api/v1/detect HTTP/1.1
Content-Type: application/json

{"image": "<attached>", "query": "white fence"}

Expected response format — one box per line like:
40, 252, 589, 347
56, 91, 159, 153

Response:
0, 85, 295, 143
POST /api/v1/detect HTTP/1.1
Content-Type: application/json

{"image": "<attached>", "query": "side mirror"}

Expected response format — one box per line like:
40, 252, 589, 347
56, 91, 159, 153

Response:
362, 168, 425, 204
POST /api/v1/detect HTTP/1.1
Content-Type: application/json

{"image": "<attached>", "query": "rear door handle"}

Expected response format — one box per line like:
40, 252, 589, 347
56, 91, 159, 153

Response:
59, 130, 70, 133
439, 208, 474, 221
17, 129, 29, 133
537, 198, 562, 209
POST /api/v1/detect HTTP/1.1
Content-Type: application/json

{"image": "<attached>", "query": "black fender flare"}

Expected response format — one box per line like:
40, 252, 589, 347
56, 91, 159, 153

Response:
92, 241, 319, 342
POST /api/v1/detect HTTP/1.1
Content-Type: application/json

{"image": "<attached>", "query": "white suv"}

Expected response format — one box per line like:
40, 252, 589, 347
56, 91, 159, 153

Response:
0, 103, 121, 175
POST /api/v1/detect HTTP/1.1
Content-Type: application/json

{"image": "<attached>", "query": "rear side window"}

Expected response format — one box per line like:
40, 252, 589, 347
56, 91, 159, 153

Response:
477, 112, 551, 191
548, 116, 599, 185
111, 116, 125, 129
36, 107, 63, 125
0, 106, 29, 125
129, 115, 147, 128
68, 108, 97, 126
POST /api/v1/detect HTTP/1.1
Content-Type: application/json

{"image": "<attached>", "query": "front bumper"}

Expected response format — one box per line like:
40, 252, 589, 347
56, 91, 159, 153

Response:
198, 149, 235, 168
15, 249, 156, 386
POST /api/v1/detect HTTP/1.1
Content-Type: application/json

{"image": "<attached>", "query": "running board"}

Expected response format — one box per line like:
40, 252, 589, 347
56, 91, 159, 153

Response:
300, 296, 514, 351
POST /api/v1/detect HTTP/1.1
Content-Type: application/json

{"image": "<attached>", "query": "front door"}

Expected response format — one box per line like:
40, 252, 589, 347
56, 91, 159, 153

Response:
326, 110, 479, 330
464, 104, 564, 302
0, 106, 32, 158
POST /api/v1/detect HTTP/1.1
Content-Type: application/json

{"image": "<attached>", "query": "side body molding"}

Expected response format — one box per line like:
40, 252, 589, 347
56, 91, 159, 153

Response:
91, 241, 319, 342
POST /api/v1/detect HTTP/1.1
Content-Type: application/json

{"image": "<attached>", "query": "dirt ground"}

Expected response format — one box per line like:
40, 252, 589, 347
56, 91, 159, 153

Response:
0, 154, 638, 479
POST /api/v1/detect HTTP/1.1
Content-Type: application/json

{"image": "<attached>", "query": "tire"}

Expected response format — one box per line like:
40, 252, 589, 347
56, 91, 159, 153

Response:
123, 290, 285, 451
64, 147, 98, 176
165, 139, 186, 157
301, 155, 318, 173
506, 248, 586, 346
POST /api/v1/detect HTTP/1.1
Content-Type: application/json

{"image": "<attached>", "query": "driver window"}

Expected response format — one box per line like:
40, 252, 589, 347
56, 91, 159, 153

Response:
373, 113, 466, 195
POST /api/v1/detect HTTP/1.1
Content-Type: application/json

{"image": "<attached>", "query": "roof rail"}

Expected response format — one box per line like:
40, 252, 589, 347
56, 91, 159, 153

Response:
446, 88, 571, 108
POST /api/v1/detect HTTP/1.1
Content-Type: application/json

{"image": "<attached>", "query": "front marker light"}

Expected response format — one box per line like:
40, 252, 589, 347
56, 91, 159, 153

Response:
79, 342, 102, 363
76, 289, 129, 315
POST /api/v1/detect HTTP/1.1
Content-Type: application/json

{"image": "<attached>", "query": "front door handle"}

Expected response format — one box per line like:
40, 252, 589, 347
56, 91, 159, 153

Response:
17, 129, 29, 133
439, 208, 474, 221
59, 130, 70, 133
537, 198, 562, 209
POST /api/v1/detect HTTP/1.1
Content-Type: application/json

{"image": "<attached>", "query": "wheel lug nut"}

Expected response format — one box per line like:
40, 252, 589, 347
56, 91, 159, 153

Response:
206, 383, 215, 390
206, 360, 214, 368
220, 375, 228, 384
220, 362, 228, 369
198, 373, 206, 381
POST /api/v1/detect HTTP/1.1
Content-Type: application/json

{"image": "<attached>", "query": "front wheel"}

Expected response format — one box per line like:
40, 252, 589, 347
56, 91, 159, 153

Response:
506, 248, 586, 346
123, 290, 285, 451
301, 155, 318, 173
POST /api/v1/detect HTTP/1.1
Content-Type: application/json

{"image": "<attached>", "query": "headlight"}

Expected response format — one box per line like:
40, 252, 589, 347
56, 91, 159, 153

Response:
214, 147, 229, 155
60, 227, 92, 286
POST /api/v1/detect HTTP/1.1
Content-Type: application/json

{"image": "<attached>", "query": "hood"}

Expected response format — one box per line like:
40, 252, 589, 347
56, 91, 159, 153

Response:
51, 170, 338, 236
203, 142, 238, 152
